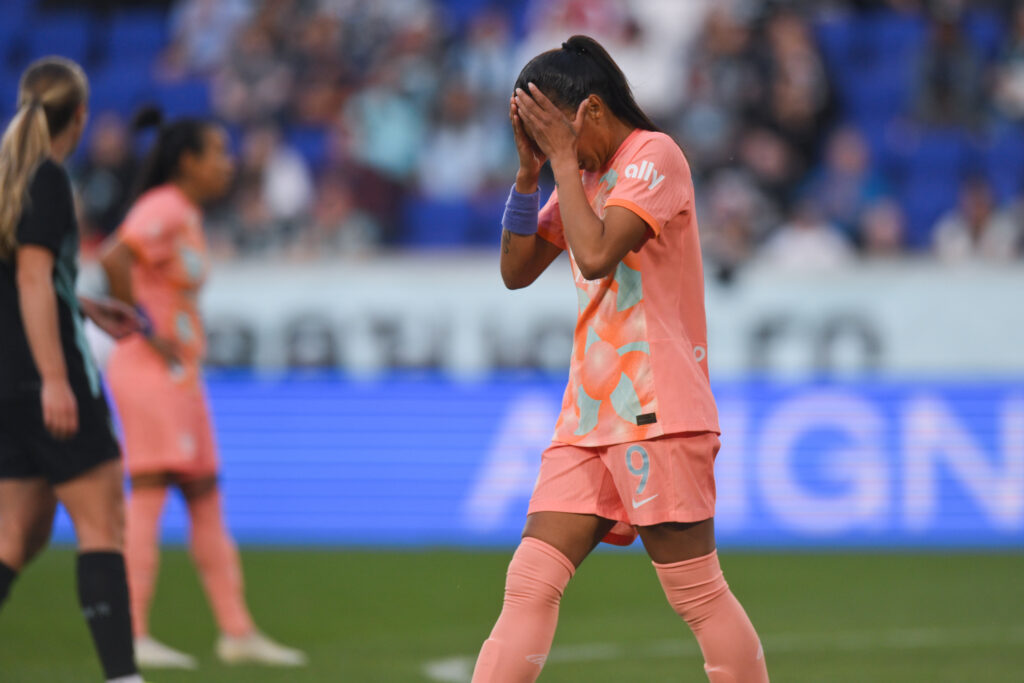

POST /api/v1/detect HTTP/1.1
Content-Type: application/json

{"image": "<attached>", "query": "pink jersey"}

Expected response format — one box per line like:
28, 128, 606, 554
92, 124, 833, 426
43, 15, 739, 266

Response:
538, 129, 719, 447
117, 184, 209, 366
107, 185, 216, 476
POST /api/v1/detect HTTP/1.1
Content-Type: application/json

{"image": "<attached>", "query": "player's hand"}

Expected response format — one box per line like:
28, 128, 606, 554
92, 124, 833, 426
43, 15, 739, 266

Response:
510, 96, 546, 191
513, 83, 586, 166
78, 296, 142, 340
41, 377, 78, 440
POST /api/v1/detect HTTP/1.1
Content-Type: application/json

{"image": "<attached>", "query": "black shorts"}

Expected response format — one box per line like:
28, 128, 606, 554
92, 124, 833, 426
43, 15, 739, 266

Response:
0, 390, 121, 485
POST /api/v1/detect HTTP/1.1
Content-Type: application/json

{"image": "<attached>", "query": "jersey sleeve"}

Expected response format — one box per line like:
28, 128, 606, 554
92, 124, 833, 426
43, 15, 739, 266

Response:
536, 187, 566, 251
604, 135, 691, 236
118, 196, 177, 266
16, 162, 73, 254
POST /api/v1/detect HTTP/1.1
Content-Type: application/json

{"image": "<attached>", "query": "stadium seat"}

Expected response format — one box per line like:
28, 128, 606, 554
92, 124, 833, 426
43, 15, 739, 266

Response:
814, 17, 856, 75
0, 12, 25, 64
402, 197, 475, 247
895, 129, 981, 248
845, 63, 912, 128
466, 194, 504, 247
866, 12, 927, 61
155, 78, 211, 118
287, 126, 329, 172
983, 125, 1024, 204
106, 9, 170, 63
963, 9, 1005, 61
1, 0, 31, 37
89, 62, 157, 116
26, 11, 96, 65
0, 68, 21, 107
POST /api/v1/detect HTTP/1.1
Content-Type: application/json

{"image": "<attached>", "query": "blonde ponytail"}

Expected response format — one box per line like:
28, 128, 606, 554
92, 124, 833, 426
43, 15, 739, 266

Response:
0, 102, 52, 256
0, 57, 88, 259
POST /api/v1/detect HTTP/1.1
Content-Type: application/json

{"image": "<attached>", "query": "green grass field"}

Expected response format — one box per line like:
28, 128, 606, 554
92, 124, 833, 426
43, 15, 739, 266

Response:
1, 547, 1022, 682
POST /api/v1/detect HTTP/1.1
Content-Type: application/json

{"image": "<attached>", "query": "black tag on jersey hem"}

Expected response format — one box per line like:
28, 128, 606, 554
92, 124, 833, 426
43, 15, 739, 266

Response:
636, 412, 657, 426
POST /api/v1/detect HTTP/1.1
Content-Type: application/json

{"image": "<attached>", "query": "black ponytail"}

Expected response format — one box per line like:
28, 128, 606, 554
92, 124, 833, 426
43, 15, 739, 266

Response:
514, 34, 659, 132
131, 105, 213, 197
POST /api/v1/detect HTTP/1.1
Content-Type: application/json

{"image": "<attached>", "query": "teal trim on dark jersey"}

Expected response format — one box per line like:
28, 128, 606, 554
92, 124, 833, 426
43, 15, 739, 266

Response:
53, 229, 100, 398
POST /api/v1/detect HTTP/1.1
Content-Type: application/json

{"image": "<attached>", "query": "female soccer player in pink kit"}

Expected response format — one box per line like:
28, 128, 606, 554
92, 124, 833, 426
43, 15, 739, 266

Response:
472, 36, 769, 682
100, 109, 305, 670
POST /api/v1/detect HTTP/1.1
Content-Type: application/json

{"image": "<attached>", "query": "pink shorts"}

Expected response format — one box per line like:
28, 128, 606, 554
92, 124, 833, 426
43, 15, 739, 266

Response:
106, 339, 218, 478
528, 432, 719, 543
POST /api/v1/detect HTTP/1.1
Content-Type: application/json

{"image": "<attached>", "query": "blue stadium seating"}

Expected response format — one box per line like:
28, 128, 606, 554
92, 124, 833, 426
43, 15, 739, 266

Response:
106, 9, 169, 63
0, 68, 22, 106
467, 194, 504, 246
402, 197, 476, 246
963, 9, 1005, 62
155, 79, 211, 118
288, 126, 330, 172
88, 61, 157, 116
3, 2, 1015, 252
983, 124, 1024, 203
894, 129, 980, 247
866, 12, 927, 60
26, 11, 95, 65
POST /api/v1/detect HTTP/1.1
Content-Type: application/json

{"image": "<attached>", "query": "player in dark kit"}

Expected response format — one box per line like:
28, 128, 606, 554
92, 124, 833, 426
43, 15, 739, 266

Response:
0, 57, 144, 683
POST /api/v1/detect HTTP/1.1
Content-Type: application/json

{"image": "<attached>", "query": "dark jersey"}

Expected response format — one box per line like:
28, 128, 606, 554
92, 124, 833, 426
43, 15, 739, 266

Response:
0, 159, 100, 399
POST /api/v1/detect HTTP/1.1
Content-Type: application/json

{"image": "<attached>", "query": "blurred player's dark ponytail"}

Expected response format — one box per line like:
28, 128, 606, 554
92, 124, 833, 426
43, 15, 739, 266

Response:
514, 34, 658, 133
132, 105, 213, 198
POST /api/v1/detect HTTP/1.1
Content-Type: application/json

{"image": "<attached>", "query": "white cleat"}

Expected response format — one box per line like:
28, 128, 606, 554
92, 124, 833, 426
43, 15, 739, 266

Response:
134, 635, 198, 670
216, 631, 307, 667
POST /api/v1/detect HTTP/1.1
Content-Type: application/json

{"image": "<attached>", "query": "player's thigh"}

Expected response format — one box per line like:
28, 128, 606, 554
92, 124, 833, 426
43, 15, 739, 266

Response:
176, 473, 219, 502
523, 511, 617, 569
636, 518, 716, 565
0, 477, 57, 568
54, 458, 126, 552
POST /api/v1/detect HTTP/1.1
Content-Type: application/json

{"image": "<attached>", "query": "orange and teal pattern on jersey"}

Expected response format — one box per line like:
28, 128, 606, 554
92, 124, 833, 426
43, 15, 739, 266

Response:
537, 129, 720, 447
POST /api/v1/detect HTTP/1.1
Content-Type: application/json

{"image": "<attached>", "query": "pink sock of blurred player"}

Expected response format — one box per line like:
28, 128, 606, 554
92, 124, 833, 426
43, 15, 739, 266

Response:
471, 537, 574, 682
186, 489, 254, 637
655, 550, 769, 682
125, 485, 167, 636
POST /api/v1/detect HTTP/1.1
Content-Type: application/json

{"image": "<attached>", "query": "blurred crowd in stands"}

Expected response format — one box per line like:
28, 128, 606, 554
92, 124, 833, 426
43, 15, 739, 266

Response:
43, 0, 1024, 271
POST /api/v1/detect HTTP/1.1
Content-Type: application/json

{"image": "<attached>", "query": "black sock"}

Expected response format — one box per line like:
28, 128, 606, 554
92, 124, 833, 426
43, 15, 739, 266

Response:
0, 560, 17, 610
77, 551, 137, 679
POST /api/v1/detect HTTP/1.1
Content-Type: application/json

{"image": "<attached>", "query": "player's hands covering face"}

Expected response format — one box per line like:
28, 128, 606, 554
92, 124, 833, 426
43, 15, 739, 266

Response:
510, 96, 546, 182
513, 83, 586, 165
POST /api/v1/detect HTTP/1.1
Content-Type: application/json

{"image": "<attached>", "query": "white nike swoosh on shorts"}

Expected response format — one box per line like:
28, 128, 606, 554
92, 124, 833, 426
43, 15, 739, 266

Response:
632, 494, 659, 509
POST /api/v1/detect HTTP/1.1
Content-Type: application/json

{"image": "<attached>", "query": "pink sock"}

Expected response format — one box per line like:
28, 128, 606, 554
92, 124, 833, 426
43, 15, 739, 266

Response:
186, 490, 254, 637
655, 550, 769, 683
471, 537, 575, 683
125, 486, 167, 637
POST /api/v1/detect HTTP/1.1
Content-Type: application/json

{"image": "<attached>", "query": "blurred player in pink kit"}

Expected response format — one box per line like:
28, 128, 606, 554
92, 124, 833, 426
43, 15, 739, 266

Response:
100, 108, 305, 670
471, 36, 770, 682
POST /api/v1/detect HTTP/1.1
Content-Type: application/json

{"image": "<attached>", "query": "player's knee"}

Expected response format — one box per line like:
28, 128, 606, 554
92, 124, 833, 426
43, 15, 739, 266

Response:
0, 512, 51, 570
502, 538, 575, 609
654, 551, 730, 626
70, 500, 125, 552
0, 527, 29, 570
23, 514, 54, 565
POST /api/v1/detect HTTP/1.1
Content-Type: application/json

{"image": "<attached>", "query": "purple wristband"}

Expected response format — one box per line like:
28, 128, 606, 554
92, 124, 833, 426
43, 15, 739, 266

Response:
501, 185, 540, 236
135, 304, 154, 338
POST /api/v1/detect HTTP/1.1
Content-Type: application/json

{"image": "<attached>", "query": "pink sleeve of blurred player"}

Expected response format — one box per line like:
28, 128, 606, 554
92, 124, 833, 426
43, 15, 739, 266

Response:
118, 192, 179, 266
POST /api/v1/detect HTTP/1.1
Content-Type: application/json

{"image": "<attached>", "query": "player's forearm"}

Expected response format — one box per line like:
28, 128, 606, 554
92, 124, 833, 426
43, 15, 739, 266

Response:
500, 230, 547, 289
99, 239, 136, 305
17, 268, 69, 382
515, 168, 540, 195
549, 154, 613, 279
